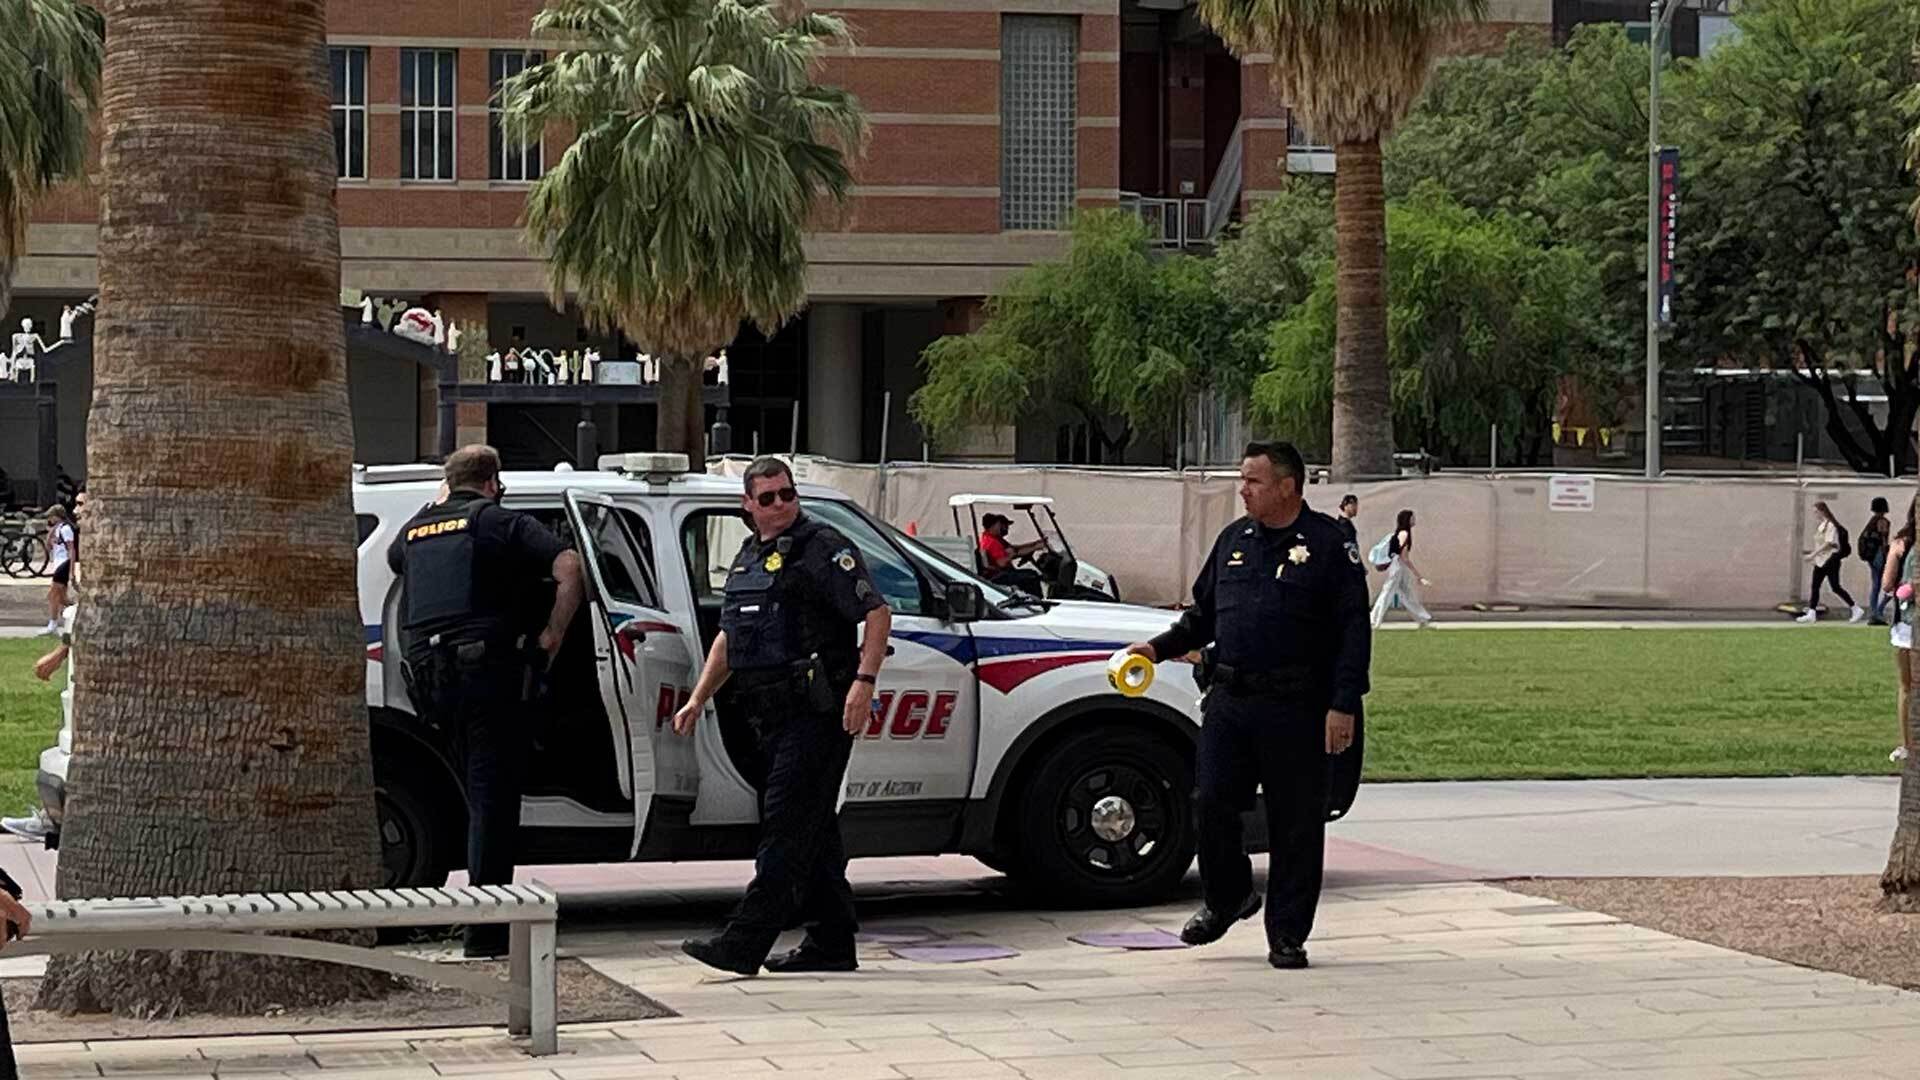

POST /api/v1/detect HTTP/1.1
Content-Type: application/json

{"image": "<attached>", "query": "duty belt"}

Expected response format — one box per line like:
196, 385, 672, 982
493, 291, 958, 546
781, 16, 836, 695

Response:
1210, 661, 1316, 696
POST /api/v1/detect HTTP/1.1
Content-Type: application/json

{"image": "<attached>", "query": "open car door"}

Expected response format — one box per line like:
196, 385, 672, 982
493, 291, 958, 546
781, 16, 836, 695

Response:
562, 489, 700, 857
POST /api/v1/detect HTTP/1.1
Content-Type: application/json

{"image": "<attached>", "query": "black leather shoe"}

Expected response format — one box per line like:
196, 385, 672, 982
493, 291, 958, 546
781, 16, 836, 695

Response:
462, 926, 509, 960
1180, 893, 1262, 946
681, 936, 763, 976
764, 943, 859, 973
1268, 941, 1309, 969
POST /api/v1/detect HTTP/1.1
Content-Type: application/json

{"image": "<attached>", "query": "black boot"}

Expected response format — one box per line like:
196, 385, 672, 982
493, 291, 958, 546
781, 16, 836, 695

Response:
1268, 940, 1309, 969
764, 940, 858, 974
681, 935, 764, 976
1180, 893, 1261, 946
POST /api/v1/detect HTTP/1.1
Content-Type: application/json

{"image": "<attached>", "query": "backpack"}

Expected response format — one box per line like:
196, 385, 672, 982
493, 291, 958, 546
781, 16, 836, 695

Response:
1367, 534, 1394, 572
1860, 520, 1886, 564
1835, 523, 1852, 561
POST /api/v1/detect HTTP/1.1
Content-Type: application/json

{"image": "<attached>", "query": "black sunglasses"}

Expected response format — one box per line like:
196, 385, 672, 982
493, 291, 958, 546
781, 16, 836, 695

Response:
753, 486, 798, 508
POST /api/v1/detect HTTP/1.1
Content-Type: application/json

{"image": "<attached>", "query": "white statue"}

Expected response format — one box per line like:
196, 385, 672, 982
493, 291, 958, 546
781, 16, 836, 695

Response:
430, 310, 447, 348
716, 348, 730, 386
59, 305, 76, 341
487, 351, 503, 382
582, 348, 598, 383
359, 296, 375, 324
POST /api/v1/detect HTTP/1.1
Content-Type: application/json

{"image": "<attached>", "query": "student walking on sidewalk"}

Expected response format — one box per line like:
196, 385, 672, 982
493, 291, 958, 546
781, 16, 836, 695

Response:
1370, 509, 1434, 629
1798, 501, 1863, 624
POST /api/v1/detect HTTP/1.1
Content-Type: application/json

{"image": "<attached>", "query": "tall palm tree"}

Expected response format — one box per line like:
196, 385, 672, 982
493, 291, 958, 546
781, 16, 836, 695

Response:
0, 0, 102, 320
1199, 0, 1486, 479
38, 0, 386, 1015
500, 0, 867, 461
1884, 86, 1920, 913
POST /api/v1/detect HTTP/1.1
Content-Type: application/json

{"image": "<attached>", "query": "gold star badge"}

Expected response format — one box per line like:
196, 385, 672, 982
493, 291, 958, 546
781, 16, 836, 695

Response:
1288, 545, 1311, 565
764, 552, 784, 572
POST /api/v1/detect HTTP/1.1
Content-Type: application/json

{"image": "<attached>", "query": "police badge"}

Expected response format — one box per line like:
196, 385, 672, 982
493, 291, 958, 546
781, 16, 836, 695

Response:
764, 552, 784, 572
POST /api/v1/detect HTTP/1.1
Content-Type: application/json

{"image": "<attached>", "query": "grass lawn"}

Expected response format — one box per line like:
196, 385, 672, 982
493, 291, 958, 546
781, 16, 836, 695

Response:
1367, 626, 1902, 780
0, 636, 61, 814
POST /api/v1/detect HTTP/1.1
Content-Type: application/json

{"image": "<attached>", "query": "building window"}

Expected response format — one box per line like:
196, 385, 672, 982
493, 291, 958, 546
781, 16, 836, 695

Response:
1000, 15, 1077, 231
329, 47, 367, 180
1286, 112, 1330, 152
400, 48, 457, 181
489, 50, 544, 182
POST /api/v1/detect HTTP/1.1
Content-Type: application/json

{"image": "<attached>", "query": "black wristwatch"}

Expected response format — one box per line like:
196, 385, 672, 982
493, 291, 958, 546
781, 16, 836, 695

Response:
853, 673, 876, 685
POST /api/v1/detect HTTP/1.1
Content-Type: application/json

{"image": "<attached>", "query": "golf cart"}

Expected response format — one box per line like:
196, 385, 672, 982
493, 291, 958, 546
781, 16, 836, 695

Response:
946, 494, 1121, 602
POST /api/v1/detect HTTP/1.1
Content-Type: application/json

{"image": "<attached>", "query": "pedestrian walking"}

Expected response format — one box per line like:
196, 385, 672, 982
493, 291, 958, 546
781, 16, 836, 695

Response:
1861, 497, 1892, 624
1125, 441, 1370, 970
386, 444, 584, 957
1797, 501, 1863, 623
42, 505, 75, 636
1335, 494, 1359, 546
1883, 497, 1917, 762
1369, 509, 1434, 629
672, 456, 893, 976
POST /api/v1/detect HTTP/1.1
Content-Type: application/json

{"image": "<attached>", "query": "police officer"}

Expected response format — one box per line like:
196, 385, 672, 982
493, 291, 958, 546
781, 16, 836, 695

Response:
1127, 441, 1370, 970
387, 445, 583, 958
671, 456, 892, 976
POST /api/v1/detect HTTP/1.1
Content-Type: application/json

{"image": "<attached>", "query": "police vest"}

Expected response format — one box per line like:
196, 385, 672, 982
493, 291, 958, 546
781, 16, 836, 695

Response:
399, 496, 508, 641
720, 521, 839, 673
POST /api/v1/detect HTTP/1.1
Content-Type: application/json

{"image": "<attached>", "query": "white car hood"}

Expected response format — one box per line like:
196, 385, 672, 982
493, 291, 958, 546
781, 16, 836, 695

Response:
1016, 599, 1182, 646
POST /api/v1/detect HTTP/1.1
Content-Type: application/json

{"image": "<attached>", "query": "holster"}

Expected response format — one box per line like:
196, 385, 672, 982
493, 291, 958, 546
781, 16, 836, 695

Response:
792, 654, 838, 713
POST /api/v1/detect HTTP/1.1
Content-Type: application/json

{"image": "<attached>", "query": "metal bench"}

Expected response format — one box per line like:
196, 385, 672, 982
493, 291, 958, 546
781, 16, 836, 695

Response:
13, 883, 560, 1055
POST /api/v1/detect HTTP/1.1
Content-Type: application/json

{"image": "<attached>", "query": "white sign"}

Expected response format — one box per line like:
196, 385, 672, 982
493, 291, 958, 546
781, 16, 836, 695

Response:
595, 360, 641, 385
1548, 475, 1596, 512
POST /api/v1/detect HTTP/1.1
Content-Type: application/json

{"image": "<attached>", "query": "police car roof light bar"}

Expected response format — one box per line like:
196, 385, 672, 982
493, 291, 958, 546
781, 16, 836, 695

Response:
602, 452, 691, 482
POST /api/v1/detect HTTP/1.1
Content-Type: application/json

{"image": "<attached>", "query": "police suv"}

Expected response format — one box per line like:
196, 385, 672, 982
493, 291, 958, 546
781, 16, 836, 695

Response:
40, 455, 1362, 908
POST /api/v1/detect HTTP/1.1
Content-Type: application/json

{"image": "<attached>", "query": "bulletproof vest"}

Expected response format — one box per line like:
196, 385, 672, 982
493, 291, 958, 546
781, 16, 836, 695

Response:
720, 519, 831, 672
398, 495, 507, 641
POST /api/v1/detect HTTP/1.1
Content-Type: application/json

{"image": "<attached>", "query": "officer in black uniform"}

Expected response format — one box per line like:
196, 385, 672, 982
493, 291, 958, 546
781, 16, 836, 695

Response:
1128, 441, 1370, 970
672, 456, 893, 976
386, 444, 583, 957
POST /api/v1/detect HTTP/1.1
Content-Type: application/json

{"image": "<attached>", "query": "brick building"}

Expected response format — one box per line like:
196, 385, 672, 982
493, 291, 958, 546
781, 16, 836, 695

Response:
3, 0, 1552, 490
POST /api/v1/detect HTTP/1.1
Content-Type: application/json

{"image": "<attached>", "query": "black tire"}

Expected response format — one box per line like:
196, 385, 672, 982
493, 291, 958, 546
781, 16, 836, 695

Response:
374, 758, 460, 889
1008, 727, 1195, 908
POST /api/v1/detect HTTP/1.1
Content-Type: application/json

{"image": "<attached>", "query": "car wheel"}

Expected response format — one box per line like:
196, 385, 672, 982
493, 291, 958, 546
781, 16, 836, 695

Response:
1011, 727, 1194, 908
375, 764, 457, 889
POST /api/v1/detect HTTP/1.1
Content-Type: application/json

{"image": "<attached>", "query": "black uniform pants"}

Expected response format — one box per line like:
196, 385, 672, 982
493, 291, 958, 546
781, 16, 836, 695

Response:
409, 643, 530, 890
720, 684, 858, 958
1194, 687, 1330, 948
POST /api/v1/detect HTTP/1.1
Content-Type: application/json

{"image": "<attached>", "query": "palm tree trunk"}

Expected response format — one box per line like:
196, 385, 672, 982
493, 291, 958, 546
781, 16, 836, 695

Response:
657, 352, 708, 461
38, 0, 387, 1016
1329, 136, 1396, 481
1883, 649, 1920, 912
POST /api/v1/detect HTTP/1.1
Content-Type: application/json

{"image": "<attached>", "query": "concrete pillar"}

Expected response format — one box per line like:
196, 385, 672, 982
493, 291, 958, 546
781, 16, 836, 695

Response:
807, 303, 863, 462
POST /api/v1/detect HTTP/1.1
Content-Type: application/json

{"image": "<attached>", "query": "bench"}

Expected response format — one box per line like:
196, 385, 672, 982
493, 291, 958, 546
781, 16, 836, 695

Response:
13, 883, 561, 1055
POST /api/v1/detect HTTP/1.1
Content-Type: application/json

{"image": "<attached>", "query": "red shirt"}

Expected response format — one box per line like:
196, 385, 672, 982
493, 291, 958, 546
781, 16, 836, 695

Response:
979, 531, 1011, 568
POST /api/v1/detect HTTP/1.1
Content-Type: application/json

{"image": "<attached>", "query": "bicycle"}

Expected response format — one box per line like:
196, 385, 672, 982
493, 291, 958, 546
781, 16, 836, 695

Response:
0, 514, 49, 579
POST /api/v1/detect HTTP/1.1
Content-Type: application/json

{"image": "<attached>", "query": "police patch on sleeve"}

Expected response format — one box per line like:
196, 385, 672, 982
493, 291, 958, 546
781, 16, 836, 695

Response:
834, 547, 857, 572
1345, 542, 1362, 565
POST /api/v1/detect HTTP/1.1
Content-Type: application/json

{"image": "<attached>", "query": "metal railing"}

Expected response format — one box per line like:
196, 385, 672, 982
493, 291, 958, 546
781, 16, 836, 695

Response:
1203, 120, 1245, 239
1118, 192, 1211, 250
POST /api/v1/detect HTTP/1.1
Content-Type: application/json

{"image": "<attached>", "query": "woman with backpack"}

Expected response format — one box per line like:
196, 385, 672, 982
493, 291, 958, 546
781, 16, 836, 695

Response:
1370, 509, 1434, 629
1882, 496, 1917, 762
1861, 497, 1894, 624
1797, 500, 1863, 624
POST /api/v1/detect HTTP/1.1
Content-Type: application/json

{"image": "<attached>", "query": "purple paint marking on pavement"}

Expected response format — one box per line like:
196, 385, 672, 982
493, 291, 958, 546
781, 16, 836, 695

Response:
1069, 930, 1188, 950
891, 943, 1018, 963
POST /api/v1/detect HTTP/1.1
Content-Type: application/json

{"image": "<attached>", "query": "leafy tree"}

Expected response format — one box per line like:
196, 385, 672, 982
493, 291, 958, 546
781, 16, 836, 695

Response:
1252, 188, 1607, 464
911, 211, 1254, 460
0, 0, 101, 319
1384, 32, 1556, 215
1197, 0, 1489, 479
500, 0, 867, 461
1673, 0, 1920, 474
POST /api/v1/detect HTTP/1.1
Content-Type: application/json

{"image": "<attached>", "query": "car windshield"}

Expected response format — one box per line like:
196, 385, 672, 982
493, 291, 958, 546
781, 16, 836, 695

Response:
885, 522, 1044, 613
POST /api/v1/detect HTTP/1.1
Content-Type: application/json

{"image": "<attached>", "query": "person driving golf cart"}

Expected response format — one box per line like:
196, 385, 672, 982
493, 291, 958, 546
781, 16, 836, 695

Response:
978, 513, 1048, 596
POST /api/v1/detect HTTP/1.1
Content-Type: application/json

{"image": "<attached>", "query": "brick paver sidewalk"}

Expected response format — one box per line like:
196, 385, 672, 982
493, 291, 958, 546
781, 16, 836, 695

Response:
18, 881, 1920, 1079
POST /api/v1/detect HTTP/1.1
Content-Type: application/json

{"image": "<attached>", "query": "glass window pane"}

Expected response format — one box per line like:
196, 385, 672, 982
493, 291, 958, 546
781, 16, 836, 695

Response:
400, 111, 416, 178
804, 502, 925, 615
332, 110, 347, 177
349, 49, 364, 105
489, 50, 504, 90
330, 49, 346, 103
400, 50, 416, 107
437, 52, 454, 106
349, 112, 365, 178
527, 139, 542, 180
489, 116, 505, 180
436, 112, 454, 179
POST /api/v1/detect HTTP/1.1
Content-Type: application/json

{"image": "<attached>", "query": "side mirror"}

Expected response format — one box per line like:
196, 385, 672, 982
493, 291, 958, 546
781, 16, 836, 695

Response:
945, 582, 984, 624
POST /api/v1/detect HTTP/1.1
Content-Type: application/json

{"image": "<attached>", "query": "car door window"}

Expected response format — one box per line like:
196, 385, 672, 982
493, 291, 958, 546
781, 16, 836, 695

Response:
575, 502, 656, 608
802, 502, 924, 616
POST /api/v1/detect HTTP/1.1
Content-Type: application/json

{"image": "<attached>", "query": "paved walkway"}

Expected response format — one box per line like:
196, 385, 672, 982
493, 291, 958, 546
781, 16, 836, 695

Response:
17, 879, 1920, 1079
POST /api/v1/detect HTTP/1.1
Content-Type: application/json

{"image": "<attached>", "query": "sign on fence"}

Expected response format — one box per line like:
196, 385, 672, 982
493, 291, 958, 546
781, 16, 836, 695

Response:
1548, 475, 1597, 512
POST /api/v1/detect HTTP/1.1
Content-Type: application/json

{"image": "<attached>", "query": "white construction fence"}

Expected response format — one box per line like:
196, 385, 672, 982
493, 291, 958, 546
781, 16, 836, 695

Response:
713, 456, 1908, 612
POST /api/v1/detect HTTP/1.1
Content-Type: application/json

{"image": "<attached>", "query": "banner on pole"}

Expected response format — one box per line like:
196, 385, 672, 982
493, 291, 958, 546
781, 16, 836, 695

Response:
1657, 147, 1679, 327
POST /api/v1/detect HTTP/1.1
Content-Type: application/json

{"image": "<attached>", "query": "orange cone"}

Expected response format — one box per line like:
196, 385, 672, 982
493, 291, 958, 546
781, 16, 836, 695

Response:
905, 520, 918, 536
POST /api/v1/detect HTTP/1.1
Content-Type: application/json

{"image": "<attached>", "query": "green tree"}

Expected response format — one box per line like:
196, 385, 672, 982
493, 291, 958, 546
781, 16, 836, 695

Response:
499, 0, 867, 461
1384, 32, 1555, 215
1197, 0, 1488, 479
1252, 188, 1606, 464
911, 211, 1253, 460
0, 0, 102, 319
1674, 0, 1920, 474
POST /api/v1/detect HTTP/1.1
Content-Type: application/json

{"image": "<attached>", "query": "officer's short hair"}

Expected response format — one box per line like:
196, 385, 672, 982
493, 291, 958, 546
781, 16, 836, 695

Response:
743, 456, 794, 494
1340, 493, 1358, 510
1244, 441, 1307, 489
444, 445, 503, 493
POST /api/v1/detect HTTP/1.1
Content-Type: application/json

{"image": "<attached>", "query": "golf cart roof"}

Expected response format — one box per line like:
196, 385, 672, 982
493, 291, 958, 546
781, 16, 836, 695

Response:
948, 494, 1055, 509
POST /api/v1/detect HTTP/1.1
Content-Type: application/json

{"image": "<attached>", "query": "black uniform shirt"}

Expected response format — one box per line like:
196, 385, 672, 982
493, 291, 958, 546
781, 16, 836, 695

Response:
1150, 504, 1372, 715
386, 489, 568, 645
723, 512, 886, 673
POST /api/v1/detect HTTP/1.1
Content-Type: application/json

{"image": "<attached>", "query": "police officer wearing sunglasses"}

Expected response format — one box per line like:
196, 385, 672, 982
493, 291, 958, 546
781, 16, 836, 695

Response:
673, 456, 892, 975
387, 445, 583, 957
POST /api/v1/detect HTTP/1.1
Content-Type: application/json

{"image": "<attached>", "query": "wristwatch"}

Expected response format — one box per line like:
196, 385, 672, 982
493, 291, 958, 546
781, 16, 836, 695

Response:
853, 673, 877, 685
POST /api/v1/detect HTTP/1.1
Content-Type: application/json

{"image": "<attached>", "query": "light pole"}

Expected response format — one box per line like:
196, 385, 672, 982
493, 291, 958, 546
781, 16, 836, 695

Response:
1645, 0, 1685, 479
